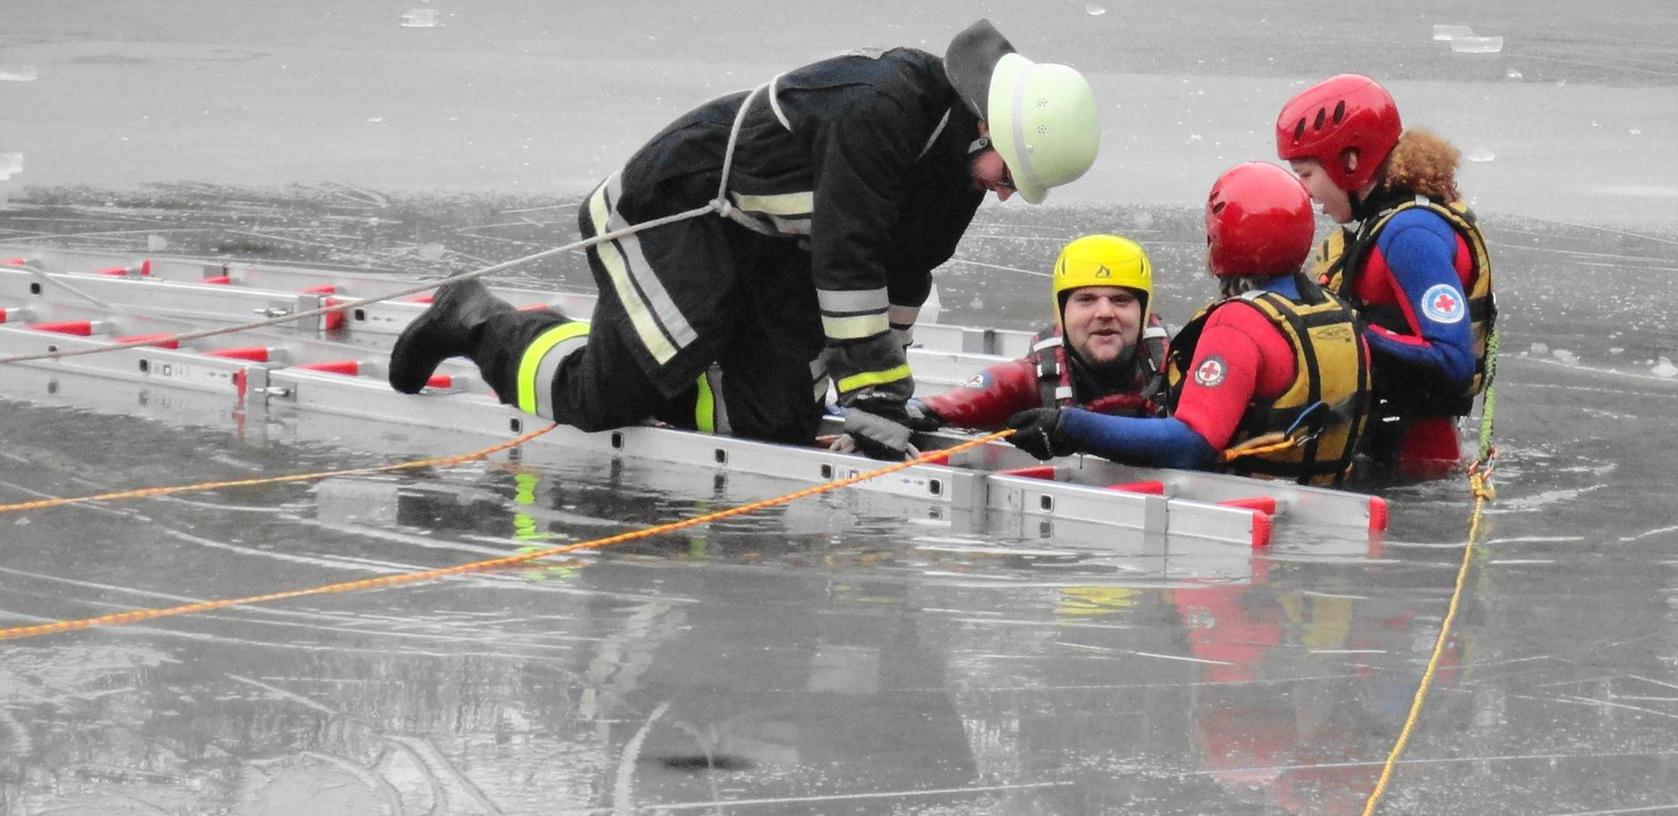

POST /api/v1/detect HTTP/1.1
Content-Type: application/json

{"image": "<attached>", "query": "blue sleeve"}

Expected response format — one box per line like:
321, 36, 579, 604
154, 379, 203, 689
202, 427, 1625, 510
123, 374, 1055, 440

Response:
1368, 210, 1476, 387
1059, 408, 1219, 470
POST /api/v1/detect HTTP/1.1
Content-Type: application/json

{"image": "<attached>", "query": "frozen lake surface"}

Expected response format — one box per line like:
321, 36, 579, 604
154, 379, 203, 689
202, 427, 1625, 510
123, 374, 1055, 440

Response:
3, 2, 1678, 814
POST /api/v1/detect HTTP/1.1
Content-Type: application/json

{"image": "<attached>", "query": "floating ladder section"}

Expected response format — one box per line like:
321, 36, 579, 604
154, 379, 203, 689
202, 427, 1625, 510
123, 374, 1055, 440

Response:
0, 249, 1390, 549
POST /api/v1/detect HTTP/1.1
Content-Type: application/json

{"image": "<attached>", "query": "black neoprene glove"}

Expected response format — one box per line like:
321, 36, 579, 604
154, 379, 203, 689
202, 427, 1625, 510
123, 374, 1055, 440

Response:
1006, 408, 1077, 461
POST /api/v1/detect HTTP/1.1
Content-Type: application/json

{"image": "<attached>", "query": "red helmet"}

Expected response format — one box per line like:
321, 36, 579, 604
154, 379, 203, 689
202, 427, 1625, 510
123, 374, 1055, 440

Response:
1275, 74, 1401, 192
1205, 162, 1315, 278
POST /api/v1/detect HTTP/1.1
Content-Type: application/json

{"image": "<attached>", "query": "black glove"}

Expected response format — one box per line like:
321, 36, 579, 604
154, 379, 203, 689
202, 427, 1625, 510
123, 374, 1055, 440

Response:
1006, 408, 1076, 460
900, 398, 944, 432
841, 408, 917, 460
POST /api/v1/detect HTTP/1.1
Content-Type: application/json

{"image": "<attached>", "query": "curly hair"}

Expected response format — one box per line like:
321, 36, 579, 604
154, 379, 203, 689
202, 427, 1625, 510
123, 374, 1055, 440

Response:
1384, 128, 1461, 201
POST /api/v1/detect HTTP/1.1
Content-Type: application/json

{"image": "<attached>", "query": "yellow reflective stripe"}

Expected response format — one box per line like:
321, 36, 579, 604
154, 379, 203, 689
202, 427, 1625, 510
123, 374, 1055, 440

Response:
731, 191, 813, 216
836, 364, 911, 394
517, 322, 591, 414
694, 372, 716, 434
821, 312, 890, 341
589, 184, 680, 364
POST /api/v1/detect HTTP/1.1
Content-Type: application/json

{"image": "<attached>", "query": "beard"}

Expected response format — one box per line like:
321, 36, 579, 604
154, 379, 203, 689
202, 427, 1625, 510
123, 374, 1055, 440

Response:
1068, 339, 1138, 388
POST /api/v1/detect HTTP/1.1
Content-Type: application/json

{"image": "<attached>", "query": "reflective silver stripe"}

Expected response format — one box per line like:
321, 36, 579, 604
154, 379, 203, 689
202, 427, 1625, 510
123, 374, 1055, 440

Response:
728, 191, 814, 236
821, 312, 890, 340
818, 287, 889, 314
1055, 384, 1074, 400
810, 358, 832, 404
732, 191, 813, 216
532, 331, 590, 420
704, 366, 732, 435
1143, 325, 1169, 340
763, 214, 812, 236
916, 108, 951, 161
1032, 336, 1062, 353
766, 72, 793, 131
888, 304, 919, 348
721, 207, 784, 237
591, 172, 699, 363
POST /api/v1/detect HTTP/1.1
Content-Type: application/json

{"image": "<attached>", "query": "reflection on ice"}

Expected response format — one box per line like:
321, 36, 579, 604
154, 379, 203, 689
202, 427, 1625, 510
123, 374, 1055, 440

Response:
400, 8, 441, 28
1431, 24, 1506, 55
1431, 24, 1474, 42
1466, 145, 1496, 163
1652, 356, 1677, 377
1450, 35, 1505, 54
0, 65, 37, 82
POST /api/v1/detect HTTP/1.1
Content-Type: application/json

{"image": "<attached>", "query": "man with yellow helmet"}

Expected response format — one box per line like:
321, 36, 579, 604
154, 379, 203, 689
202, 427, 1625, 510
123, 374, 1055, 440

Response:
1007, 163, 1372, 487
913, 234, 1169, 431
389, 20, 1101, 460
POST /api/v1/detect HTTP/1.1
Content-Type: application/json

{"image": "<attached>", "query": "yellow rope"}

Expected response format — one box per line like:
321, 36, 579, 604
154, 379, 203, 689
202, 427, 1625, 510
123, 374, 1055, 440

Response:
1219, 432, 1300, 462
0, 430, 1010, 642
1360, 453, 1497, 814
0, 423, 558, 514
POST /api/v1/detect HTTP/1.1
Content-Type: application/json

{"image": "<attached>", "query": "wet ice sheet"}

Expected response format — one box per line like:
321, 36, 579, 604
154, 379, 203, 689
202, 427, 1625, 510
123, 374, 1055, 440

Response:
3, 197, 1678, 813
4, 0, 1678, 809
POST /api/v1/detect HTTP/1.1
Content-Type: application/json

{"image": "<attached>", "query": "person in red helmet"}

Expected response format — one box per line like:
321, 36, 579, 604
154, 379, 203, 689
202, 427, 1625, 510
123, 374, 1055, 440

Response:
909, 234, 1170, 432
1276, 74, 1496, 480
1006, 162, 1371, 486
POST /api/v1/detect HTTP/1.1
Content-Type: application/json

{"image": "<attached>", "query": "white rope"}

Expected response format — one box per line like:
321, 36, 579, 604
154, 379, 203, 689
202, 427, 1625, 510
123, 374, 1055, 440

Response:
19, 263, 117, 310
0, 205, 714, 365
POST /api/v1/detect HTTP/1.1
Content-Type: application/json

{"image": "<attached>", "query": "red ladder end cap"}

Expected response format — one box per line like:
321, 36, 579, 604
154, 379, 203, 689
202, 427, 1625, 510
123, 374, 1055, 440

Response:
1105, 480, 1165, 495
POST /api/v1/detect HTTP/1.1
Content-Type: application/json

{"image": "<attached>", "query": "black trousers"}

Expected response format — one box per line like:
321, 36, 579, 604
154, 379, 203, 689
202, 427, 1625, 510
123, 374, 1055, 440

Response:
475, 209, 829, 445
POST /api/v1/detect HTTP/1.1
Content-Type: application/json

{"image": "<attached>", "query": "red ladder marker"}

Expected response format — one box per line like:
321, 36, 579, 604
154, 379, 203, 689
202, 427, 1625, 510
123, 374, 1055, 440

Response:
1367, 496, 1389, 532
996, 465, 1057, 480
96, 260, 152, 277
29, 320, 107, 336
297, 359, 362, 376
1105, 480, 1165, 495
205, 346, 277, 363
1250, 511, 1273, 549
114, 333, 181, 350
1219, 496, 1278, 515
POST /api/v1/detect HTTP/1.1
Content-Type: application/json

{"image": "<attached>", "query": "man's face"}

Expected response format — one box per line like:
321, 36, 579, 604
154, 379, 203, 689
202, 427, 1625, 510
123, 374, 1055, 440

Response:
1290, 159, 1353, 223
970, 148, 1017, 202
1062, 286, 1143, 370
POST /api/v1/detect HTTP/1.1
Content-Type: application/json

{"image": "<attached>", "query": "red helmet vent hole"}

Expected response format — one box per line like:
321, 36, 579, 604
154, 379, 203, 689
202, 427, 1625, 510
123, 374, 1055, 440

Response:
1313, 108, 1327, 130
1332, 100, 1346, 124
1293, 118, 1306, 141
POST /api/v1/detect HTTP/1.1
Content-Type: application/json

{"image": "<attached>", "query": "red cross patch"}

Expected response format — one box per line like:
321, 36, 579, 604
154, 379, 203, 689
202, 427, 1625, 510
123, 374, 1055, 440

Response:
1193, 355, 1227, 387
1421, 283, 1466, 324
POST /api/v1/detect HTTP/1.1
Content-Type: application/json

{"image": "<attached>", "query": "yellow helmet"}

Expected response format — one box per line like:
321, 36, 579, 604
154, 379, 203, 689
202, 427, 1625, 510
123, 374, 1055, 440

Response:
987, 53, 1100, 204
1052, 234, 1152, 327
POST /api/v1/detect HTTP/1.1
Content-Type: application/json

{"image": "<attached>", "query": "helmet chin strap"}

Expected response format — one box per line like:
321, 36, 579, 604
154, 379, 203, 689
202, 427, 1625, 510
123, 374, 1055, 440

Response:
967, 135, 991, 154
